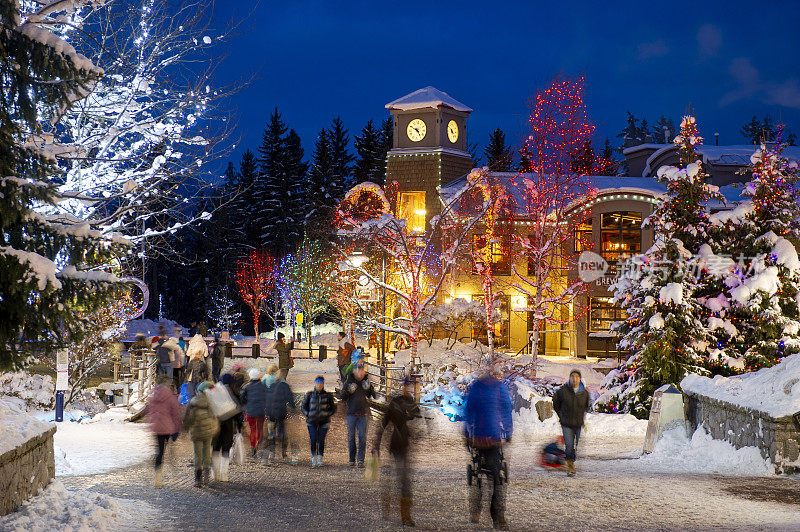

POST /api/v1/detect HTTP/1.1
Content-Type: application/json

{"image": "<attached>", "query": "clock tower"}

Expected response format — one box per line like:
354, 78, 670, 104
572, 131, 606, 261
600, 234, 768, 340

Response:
385, 87, 473, 231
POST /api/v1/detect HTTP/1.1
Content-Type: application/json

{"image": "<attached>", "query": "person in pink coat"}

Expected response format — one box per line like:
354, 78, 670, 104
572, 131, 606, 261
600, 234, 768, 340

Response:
142, 374, 183, 487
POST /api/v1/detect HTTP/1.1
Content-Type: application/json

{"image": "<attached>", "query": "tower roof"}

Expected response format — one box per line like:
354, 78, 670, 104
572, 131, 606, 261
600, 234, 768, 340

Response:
385, 86, 472, 113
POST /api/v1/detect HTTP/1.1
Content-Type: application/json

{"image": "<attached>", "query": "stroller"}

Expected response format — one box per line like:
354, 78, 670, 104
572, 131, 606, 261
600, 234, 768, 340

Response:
539, 437, 566, 469
466, 441, 509, 487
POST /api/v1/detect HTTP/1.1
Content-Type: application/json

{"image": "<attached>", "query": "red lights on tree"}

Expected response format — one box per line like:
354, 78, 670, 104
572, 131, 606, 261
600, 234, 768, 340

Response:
235, 249, 277, 337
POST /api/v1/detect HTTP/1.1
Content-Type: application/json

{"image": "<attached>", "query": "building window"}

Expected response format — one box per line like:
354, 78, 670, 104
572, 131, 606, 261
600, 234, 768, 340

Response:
397, 191, 426, 233
473, 234, 510, 275
574, 219, 592, 253
588, 296, 626, 332
601, 212, 641, 265
471, 294, 510, 347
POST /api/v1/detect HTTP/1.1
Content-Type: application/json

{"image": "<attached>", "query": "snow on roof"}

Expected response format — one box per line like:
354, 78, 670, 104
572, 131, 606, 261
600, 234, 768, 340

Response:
635, 144, 800, 176
385, 86, 472, 113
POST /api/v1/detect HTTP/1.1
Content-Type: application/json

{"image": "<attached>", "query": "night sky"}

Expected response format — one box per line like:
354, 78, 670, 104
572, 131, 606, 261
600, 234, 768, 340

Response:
212, 0, 800, 168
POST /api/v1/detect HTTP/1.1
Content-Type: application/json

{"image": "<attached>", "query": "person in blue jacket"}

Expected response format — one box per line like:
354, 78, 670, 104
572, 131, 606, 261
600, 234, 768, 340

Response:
463, 364, 513, 530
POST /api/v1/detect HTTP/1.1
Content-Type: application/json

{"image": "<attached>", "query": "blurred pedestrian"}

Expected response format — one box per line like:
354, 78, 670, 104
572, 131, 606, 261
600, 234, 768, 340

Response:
183, 381, 220, 487
154, 336, 180, 376
141, 374, 182, 488
241, 368, 268, 459
463, 365, 513, 530
302, 375, 336, 468
211, 333, 225, 382
275, 332, 295, 377
552, 369, 590, 477
171, 336, 186, 386
373, 375, 420, 526
184, 335, 209, 398
211, 373, 243, 482
266, 368, 296, 463
337, 331, 355, 382
197, 320, 209, 337
340, 361, 375, 467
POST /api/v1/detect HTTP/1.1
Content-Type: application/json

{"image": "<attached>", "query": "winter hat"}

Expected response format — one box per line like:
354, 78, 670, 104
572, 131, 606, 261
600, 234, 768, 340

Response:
196, 381, 212, 394
266, 364, 279, 375
569, 369, 582, 379
314, 376, 324, 384
277, 332, 285, 340
220, 374, 234, 385
248, 368, 262, 380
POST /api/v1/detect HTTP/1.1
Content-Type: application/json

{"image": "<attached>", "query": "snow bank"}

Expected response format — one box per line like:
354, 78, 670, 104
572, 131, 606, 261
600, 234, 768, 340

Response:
0, 371, 54, 409
681, 353, 800, 417
45, 408, 152, 476
0, 481, 143, 532
0, 398, 53, 456
637, 425, 773, 475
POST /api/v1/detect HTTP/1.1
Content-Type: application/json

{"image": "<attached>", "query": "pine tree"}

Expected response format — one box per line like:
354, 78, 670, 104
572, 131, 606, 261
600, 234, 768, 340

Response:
595, 138, 620, 176
484, 128, 514, 171
305, 128, 337, 236
652, 116, 676, 143
569, 139, 594, 175
328, 116, 353, 193
380, 116, 394, 157
611, 116, 723, 413
0, 1, 124, 367
617, 111, 647, 147
354, 119, 384, 185
467, 134, 482, 167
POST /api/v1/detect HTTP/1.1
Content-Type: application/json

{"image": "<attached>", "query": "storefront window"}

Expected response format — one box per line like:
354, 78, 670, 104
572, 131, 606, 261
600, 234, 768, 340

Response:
588, 296, 626, 332
472, 234, 510, 275
574, 219, 592, 253
601, 211, 641, 264
397, 191, 426, 233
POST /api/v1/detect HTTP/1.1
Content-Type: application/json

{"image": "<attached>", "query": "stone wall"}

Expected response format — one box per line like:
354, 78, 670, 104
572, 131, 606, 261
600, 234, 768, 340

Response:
0, 426, 56, 516
683, 391, 800, 474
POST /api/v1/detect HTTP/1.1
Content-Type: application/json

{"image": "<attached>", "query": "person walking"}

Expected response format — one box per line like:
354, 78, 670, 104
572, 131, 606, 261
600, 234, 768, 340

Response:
266, 368, 296, 463
336, 331, 354, 383
211, 333, 225, 383
211, 373, 243, 482
463, 365, 513, 530
275, 332, 295, 377
240, 368, 268, 459
141, 374, 182, 487
154, 336, 180, 376
373, 375, 420, 526
301, 375, 337, 468
171, 336, 186, 387
340, 361, 375, 467
552, 369, 590, 477
184, 335, 209, 398
183, 381, 220, 487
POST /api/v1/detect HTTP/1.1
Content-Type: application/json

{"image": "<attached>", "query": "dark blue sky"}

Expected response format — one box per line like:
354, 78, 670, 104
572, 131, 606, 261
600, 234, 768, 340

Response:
212, 0, 800, 168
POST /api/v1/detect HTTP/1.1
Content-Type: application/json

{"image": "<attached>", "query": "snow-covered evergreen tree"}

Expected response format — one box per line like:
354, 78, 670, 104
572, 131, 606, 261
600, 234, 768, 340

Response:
354, 119, 385, 185
0, 0, 127, 367
609, 116, 723, 414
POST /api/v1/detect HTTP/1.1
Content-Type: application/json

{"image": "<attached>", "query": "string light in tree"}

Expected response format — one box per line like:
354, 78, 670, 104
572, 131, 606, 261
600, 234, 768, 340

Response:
235, 249, 277, 337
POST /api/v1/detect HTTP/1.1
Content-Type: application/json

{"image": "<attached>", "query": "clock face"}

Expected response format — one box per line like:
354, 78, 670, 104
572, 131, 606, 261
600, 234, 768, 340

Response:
406, 118, 426, 142
447, 120, 459, 143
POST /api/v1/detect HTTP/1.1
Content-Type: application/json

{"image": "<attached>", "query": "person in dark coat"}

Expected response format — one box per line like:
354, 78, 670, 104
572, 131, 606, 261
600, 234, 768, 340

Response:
373, 375, 420, 526
211, 334, 225, 382
155, 337, 180, 376
275, 332, 295, 376
266, 368, 296, 463
552, 369, 590, 477
463, 367, 513, 530
302, 375, 337, 468
141, 374, 182, 488
183, 381, 220, 487
340, 361, 375, 467
240, 368, 268, 458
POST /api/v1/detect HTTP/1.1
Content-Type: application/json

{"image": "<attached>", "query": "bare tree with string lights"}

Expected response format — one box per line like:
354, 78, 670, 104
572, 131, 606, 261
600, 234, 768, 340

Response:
511, 76, 596, 375
235, 250, 277, 338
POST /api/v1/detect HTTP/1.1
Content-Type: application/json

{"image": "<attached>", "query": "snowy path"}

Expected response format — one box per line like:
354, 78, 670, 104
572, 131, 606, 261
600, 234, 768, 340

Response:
56, 410, 800, 531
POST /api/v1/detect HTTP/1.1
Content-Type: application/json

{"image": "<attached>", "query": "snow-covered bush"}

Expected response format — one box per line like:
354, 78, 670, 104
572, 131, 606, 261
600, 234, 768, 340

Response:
0, 372, 55, 410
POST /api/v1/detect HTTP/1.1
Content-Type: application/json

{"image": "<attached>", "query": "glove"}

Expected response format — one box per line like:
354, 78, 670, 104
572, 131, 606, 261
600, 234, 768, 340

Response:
362, 380, 371, 391
348, 383, 357, 393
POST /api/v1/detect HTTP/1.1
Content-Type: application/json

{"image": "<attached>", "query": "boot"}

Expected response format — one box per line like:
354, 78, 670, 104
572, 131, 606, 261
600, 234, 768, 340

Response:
219, 455, 229, 482
203, 468, 211, 485
317, 455, 323, 468
381, 492, 391, 519
154, 466, 163, 488
493, 516, 509, 530
469, 488, 481, 523
211, 452, 221, 481
194, 469, 203, 487
400, 497, 415, 527
566, 460, 575, 477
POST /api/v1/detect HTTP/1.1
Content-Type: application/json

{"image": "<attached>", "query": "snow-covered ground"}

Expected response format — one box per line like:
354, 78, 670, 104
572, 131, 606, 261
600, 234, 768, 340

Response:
31, 407, 153, 476
0, 480, 151, 532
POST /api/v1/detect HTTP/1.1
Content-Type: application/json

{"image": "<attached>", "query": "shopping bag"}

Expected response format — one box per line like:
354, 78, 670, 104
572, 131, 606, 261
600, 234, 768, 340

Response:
206, 384, 240, 420
231, 433, 246, 465
178, 382, 191, 405
364, 456, 379, 482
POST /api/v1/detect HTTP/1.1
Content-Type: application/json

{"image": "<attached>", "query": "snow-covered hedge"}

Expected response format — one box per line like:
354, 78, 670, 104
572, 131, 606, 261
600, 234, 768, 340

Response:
0, 372, 54, 410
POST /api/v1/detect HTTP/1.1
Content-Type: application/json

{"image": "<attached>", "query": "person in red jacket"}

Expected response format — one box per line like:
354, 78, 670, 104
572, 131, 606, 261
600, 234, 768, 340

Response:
141, 374, 183, 487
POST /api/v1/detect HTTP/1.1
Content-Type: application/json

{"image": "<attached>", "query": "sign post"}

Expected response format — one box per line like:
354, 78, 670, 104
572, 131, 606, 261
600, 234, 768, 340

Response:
55, 349, 69, 422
